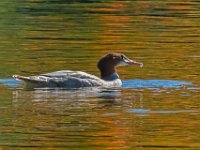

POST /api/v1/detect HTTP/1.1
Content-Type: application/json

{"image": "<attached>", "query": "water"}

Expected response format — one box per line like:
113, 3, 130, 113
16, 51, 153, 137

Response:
0, 0, 200, 149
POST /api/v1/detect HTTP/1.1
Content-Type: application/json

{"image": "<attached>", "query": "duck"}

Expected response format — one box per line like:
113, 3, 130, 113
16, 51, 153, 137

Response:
13, 53, 143, 89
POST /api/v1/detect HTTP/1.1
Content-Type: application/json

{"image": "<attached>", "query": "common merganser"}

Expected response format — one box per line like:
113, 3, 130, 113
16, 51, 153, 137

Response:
13, 53, 143, 89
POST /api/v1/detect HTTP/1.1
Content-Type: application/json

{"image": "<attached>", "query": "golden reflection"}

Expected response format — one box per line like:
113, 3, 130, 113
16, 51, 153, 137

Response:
11, 89, 145, 149
6, 86, 200, 149
0, 0, 200, 148
89, 92, 144, 149
91, 3, 128, 13
95, 3, 131, 51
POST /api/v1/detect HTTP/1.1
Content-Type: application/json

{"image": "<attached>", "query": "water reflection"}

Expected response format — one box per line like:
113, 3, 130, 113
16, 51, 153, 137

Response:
0, 0, 200, 149
12, 87, 121, 102
10, 88, 143, 149
12, 86, 198, 117
9, 87, 199, 149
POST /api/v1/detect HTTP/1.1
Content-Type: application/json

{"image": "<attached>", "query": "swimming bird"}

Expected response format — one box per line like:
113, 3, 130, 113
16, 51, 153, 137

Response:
13, 53, 143, 89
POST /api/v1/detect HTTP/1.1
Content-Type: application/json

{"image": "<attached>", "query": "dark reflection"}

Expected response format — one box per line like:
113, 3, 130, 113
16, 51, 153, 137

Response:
96, 89, 123, 107
30, 0, 101, 4
17, 0, 102, 16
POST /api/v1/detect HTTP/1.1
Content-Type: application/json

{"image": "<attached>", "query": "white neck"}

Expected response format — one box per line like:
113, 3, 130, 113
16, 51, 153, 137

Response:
102, 72, 119, 81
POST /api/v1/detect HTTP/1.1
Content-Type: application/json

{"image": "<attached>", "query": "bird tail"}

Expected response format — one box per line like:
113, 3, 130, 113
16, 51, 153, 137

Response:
13, 74, 28, 80
12, 74, 38, 83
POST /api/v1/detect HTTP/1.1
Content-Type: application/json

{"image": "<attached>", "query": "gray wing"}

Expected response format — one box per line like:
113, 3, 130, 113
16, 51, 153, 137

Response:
39, 70, 105, 88
41, 70, 97, 79
14, 70, 106, 88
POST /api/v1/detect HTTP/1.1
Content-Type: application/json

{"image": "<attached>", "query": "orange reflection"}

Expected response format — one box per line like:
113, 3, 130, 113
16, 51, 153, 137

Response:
94, 3, 131, 52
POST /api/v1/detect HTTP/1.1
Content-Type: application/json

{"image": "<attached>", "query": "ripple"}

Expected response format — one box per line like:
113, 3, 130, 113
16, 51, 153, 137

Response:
190, 55, 200, 59
128, 108, 198, 116
0, 78, 193, 90
0, 78, 21, 88
122, 79, 192, 89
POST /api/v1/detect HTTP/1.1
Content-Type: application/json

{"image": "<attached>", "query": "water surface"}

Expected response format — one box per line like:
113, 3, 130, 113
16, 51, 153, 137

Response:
0, 0, 200, 149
